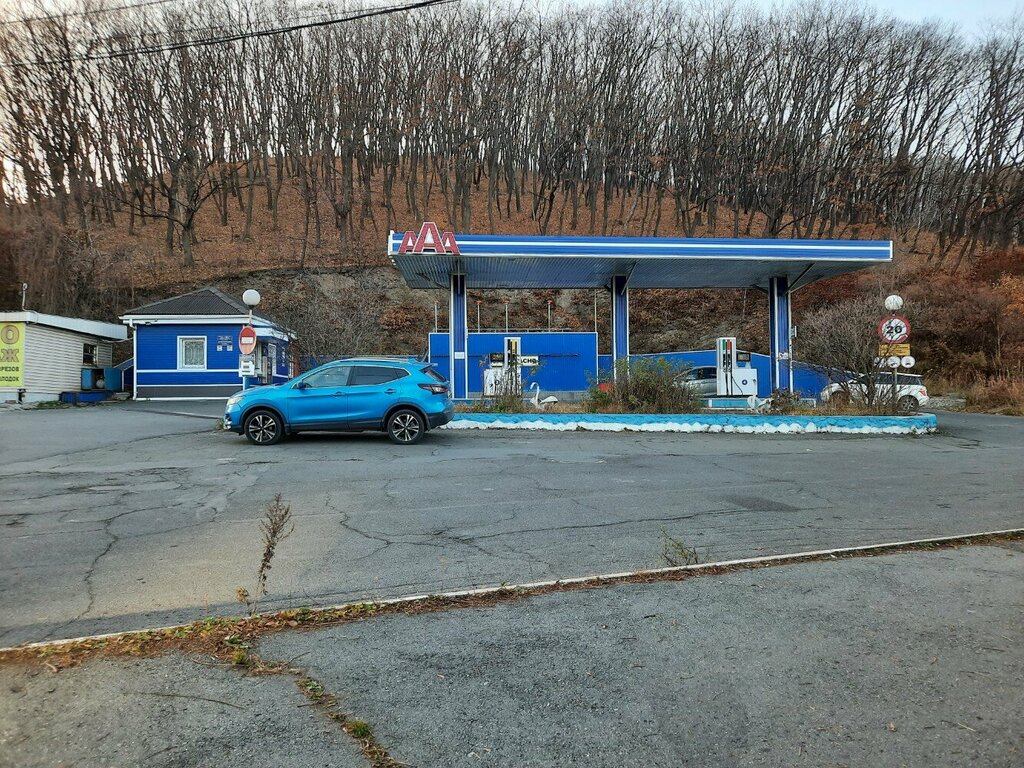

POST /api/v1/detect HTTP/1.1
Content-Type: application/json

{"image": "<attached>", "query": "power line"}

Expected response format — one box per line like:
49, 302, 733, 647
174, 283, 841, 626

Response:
1, 0, 457, 66
0, 0, 181, 27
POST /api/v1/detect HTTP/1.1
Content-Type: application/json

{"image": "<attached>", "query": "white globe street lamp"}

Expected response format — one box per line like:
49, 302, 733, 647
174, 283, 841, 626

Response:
242, 289, 261, 323
884, 294, 904, 312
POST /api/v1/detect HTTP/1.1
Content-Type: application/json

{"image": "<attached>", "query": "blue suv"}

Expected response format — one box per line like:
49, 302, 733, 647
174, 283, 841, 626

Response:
224, 359, 454, 446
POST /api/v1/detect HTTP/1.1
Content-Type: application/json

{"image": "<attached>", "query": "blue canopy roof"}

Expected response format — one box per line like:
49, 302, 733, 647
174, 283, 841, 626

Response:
388, 233, 891, 290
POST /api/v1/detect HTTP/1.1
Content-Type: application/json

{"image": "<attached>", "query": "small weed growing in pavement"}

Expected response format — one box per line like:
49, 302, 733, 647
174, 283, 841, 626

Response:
237, 494, 295, 617
32, 400, 69, 410
301, 678, 325, 700
661, 531, 700, 567
231, 648, 251, 666
347, 719, 373, 740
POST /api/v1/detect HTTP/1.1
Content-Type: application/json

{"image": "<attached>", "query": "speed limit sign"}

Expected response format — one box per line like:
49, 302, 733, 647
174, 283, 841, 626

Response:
877, 315, 911, 344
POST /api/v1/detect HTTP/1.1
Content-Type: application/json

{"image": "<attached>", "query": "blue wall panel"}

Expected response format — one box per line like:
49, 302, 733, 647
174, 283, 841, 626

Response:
430, 332, 599, 394
431, 332, 830, 400
135, 323, 291, 393
136, 324, 244, 371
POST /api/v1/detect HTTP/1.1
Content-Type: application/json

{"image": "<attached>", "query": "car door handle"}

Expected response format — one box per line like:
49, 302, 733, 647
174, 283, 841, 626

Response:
384, 388, 397, 394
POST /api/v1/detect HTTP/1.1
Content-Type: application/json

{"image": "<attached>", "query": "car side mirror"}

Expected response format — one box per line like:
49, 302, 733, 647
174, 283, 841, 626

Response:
296, 381, 310, 390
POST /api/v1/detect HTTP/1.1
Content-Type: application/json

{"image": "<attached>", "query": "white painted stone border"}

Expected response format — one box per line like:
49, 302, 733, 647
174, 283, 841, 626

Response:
444, 412, 938, 435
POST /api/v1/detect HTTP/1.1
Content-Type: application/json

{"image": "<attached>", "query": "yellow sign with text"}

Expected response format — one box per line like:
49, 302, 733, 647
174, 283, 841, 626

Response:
878, 342, 910, 357
0, 322, 24, 387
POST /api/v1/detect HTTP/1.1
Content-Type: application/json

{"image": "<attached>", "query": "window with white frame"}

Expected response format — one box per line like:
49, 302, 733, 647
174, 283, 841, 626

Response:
178, 336, 207, 369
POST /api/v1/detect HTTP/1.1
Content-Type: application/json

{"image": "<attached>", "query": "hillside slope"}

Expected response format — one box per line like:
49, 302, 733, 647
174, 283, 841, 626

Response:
3, 173, 1023, 376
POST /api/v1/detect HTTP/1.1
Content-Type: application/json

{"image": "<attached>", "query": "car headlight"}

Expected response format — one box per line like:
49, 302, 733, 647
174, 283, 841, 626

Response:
226, 394, 243, 407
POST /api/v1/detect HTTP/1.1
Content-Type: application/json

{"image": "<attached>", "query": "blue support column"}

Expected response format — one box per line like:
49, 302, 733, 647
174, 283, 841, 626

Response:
768, 276, 792, 392
449, 274, 468, 398
610, 274, 630, 379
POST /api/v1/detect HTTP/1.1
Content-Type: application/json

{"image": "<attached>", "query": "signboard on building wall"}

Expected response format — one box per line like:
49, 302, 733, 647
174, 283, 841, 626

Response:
0, 322, 24, 387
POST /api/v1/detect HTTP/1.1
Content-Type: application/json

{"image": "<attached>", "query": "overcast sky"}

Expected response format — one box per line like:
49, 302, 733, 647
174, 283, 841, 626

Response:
4, 0, 1023, 34
761, 0, 1021, 33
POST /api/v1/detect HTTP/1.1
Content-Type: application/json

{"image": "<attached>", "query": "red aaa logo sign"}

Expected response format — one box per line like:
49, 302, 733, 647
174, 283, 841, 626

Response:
398, 222, 459, 255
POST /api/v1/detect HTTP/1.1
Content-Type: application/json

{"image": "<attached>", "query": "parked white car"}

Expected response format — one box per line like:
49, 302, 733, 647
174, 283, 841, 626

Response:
820, 373, 929, 412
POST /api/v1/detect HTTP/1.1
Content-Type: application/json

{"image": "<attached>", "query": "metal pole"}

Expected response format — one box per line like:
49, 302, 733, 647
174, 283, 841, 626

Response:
434, 301, 439, 333
593, 291, 598, 331
893, 364, 898, 415
547, 301, 552, 330
505, 302, 509, 332
477, 301, 481, 332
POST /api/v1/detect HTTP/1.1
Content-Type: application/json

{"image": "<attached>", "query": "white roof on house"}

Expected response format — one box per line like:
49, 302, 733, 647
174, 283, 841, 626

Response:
0, 311, 127, 341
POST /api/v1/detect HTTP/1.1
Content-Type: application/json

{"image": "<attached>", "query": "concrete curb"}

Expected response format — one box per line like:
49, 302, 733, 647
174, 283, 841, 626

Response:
445, 412, 938, 434
3, 526, 1016, 655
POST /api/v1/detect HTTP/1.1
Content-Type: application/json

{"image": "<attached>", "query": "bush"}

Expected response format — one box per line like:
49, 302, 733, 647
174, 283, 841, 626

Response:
766, 388, 803, 414
584, 358, 702, 413
963, 374, 1024, 416
458, 388, 526, 413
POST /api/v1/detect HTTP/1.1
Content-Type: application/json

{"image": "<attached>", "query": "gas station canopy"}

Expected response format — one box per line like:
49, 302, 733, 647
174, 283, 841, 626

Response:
388, 226, 892, 398
388, 233, 892, 290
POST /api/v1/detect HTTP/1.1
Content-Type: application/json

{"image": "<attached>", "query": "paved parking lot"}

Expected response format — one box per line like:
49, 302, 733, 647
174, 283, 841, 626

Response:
2, 544, 1021, 767
1, 404, 1023, 646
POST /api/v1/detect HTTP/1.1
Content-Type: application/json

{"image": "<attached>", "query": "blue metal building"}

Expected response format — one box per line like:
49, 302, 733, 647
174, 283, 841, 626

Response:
390, 225, 891, 399
120, 288, 295, 400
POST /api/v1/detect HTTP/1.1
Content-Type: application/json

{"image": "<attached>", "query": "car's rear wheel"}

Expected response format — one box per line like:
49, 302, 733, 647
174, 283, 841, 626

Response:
897, 395, 919, 413
244, 409, 284, 446
387, 409, 425, 445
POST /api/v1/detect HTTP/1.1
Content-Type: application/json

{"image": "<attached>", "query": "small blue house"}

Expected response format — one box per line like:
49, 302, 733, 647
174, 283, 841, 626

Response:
121, 288, 295, 400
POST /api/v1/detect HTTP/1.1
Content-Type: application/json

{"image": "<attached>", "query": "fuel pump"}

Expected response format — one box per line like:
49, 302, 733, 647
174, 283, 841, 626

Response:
483, 338, 524, 397
504, 337, 523, 394
715, 337, 758, 396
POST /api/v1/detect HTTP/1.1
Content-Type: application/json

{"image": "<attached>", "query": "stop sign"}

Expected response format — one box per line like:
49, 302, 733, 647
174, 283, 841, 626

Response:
239, 325, 257, 355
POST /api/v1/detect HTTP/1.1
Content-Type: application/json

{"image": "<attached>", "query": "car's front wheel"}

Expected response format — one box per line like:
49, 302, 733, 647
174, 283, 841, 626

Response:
387, 409, 425, 445
897, 395, 919, 413
244, 409, 284, 446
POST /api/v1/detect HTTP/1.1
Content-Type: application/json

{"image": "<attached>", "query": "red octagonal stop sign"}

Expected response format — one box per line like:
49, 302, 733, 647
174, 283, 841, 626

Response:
239, 325, 257, 355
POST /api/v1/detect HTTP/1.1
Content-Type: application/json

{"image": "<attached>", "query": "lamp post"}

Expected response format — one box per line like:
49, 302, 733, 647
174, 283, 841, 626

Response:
505, 301, 510, 332
547, 300, 552, 330
241, 289, 261, 391
242, 289, 261, 324
476, 300, 481, 332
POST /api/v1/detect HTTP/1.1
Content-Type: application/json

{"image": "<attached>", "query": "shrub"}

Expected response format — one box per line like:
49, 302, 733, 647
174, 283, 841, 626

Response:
766, 388, 803, 414
963, 374, 1024, 416
584, 358, 702, 413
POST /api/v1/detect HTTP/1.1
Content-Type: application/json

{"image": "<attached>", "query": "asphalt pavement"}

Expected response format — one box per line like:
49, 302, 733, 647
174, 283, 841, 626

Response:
2, 544, 1021, 767
1, 406, 1022, 645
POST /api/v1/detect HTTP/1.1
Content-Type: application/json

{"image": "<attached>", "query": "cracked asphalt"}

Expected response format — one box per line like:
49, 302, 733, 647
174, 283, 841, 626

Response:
2, 544, 1021, 767
1, 404, 1023, 646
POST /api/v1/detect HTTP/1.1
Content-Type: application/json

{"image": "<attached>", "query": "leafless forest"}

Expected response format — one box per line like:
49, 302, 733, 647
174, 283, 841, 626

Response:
2, 0, 1022, 262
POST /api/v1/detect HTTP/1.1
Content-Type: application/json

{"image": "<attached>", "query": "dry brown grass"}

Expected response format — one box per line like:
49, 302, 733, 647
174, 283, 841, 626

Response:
963, 375, 1024, 416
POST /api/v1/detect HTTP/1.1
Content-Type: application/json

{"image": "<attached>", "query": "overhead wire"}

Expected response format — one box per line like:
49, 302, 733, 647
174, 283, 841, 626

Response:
1, 0, 457, 66
0, 0, 182, 27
